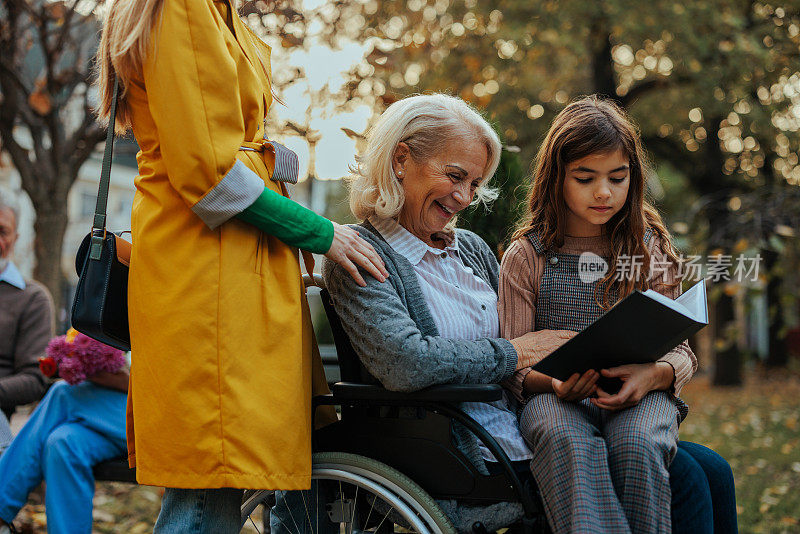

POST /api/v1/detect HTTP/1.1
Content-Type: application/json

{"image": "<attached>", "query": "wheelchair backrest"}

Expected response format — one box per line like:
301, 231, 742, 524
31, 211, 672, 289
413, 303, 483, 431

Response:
320, 288, 375, 384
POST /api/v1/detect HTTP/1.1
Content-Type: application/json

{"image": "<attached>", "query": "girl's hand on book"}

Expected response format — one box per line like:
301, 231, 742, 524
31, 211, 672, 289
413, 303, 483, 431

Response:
551, 370, 598, 402
591, 362, 672, 411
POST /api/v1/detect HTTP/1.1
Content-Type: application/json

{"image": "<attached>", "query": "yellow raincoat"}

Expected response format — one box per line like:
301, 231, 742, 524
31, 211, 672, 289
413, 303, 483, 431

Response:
124, 0, 329, 488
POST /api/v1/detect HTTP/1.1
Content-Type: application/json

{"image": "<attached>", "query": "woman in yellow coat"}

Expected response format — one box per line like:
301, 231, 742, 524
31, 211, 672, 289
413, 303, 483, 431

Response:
95, 0, 387, 530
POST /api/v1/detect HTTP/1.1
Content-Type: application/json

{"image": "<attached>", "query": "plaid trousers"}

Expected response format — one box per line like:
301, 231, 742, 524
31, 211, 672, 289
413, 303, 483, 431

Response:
520, 391, 678, 534
522, 230, 681, 533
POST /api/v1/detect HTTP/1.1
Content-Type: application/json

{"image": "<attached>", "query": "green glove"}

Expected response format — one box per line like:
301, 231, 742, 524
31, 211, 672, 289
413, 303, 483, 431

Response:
236, 187, 334, 254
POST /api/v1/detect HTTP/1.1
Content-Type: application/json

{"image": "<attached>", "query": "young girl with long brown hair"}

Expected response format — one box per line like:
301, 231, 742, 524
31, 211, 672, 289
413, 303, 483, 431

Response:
499, 95, 697, 533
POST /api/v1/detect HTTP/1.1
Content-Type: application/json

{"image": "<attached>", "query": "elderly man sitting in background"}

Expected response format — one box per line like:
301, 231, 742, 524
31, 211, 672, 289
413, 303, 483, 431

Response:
0, 193, 53, 453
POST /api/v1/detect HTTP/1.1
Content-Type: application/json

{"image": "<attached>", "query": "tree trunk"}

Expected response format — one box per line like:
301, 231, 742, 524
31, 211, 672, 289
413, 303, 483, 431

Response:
589, 22, 616, 100
712, 290, 743, 385
691, 118, 746, 386
763, 249, 788, 367
31, 200, 69, 328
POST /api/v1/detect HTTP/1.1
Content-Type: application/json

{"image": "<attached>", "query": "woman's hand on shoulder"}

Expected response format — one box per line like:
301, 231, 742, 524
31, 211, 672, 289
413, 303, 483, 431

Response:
325, 222, 389, 287
590, 362, 674, 411
551, 369, 599, 402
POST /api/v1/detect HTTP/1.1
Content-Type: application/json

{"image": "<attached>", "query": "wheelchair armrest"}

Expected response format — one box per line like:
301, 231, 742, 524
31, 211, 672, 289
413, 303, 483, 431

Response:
331, 382, 503, 403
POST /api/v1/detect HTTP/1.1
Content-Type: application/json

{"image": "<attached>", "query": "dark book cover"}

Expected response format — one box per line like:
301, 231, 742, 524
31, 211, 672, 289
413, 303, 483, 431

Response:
532, 281, 708, 393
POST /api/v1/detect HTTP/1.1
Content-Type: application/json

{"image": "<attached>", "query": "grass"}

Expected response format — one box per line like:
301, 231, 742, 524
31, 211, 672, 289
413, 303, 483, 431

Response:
9, 369, 800, 533
678, 368, 800, 533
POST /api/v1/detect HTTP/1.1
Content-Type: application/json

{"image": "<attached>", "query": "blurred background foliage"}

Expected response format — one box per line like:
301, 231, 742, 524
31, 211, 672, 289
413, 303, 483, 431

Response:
4, 0, 797, 381
456, 146, 528, 256
315, 0, 800, 385
2, 0, 800, 531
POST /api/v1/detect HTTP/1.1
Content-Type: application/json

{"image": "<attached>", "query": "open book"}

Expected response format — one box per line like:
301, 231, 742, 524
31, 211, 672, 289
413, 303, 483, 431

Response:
531, 280, 708, 393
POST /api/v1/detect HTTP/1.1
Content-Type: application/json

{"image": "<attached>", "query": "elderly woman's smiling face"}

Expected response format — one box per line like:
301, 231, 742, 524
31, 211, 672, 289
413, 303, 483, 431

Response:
393, 137, 488, 247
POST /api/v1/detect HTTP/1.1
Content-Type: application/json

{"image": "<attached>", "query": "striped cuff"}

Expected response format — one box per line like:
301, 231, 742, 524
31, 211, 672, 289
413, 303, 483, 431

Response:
268, 140, 300, 184
192, 160, 265, 229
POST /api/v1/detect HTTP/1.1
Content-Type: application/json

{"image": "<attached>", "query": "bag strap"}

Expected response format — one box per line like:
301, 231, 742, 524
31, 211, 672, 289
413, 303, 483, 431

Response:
90, 76, 119, 260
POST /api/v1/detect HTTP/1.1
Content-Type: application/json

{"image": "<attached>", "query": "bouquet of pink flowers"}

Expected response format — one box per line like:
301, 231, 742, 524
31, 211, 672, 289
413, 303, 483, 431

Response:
41, 328, 127, 385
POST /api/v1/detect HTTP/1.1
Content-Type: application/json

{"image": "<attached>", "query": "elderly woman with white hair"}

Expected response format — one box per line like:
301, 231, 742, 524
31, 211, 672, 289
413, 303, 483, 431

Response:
317, 93, 560, 531
329, 93, 547, 399
316, 94, 736, 533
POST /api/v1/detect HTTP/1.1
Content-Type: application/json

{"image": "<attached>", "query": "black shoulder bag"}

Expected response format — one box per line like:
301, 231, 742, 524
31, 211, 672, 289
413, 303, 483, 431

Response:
71, 77, 131, 351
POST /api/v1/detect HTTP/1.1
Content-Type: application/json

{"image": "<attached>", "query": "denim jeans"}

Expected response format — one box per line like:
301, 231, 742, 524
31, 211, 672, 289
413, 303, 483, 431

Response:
0, 381, 127, 534
155, 487, 243, 533
674, 441, 738, 534
671, 442, 713, 533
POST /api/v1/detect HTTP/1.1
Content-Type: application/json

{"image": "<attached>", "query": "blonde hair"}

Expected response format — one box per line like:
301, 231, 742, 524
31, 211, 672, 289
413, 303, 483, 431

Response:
95, 0, 165, 133
347, 93, 501, 222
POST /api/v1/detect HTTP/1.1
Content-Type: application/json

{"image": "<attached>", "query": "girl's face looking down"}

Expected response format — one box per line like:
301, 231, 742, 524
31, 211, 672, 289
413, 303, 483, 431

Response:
562, 149, 630, 237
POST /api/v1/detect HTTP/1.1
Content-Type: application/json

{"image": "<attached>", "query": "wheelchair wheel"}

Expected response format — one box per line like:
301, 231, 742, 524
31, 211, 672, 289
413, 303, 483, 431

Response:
241, 451, 455, 534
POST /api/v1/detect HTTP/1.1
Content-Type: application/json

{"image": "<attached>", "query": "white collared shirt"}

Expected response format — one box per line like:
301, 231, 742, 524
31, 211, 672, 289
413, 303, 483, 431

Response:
370, 217, 500, 340
370, 217, 532, 462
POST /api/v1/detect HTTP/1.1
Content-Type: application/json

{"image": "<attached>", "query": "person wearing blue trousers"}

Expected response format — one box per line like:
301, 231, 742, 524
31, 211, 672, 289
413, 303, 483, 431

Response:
0, 372, 128, 534
672, 441, 739, 534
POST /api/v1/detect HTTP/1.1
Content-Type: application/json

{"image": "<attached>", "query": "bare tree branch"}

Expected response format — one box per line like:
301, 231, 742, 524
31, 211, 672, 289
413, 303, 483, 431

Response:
67, 112, 103, 178
620, 74, 691, 108
0, 0, 107, 316
0, 123, 37, 193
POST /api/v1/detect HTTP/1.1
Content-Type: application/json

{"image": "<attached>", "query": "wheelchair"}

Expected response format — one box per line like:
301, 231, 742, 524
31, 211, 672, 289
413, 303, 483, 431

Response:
94, 274, 549, 533
240, 274, 548, 534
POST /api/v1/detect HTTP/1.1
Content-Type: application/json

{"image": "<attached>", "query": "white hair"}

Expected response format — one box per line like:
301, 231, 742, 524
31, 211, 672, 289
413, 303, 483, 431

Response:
347, 93, 502, 222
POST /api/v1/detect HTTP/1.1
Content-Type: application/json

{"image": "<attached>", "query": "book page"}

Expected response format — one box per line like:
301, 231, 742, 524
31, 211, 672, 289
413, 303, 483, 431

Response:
642, 280, 708, 323
676, 279, 708, 323
642, 289, 693, 318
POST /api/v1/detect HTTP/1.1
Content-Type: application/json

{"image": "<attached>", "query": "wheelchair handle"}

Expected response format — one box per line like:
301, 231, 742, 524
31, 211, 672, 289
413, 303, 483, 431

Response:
303, 273, 325, 289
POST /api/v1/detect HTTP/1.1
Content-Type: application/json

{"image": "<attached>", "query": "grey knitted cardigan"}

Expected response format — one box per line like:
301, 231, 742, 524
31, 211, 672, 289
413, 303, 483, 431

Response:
321, 220, 518, 392
322, 221, 525, 532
